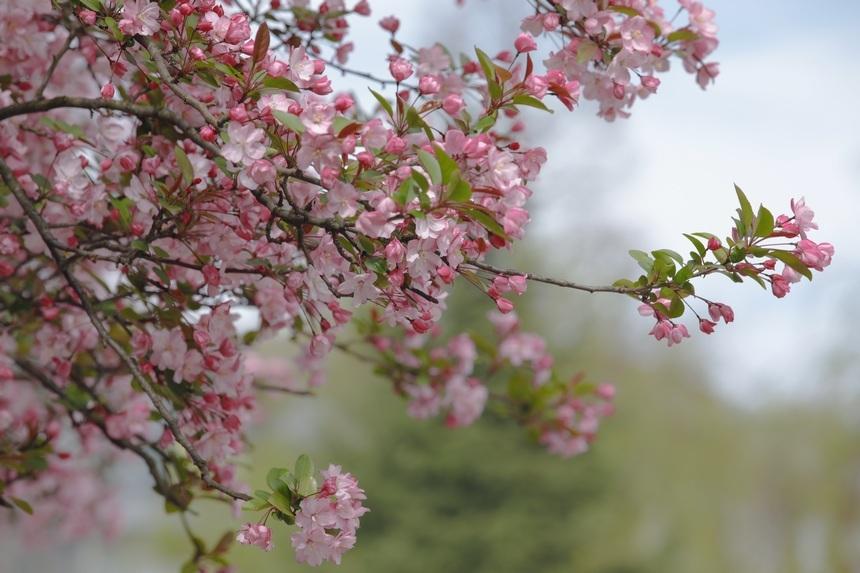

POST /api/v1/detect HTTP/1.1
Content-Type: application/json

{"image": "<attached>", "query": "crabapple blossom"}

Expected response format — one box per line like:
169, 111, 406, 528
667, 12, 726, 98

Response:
236, 523, 274, 551
0, 0, 833, 569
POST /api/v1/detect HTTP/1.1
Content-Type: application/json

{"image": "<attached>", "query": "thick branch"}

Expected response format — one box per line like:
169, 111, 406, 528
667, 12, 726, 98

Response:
0, 96, 220, 155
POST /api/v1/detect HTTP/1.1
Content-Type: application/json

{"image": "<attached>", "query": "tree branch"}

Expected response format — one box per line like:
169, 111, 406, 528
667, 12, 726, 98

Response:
13, 359, 186, 509
0, 96, 220, 155
0, 156, 251, 502
139, 37, 219, 127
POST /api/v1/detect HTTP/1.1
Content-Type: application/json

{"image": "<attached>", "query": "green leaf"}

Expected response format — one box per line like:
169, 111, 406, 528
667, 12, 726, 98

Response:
754, 205, 774, 238
666, 29, 698, 42
433, 146, 459, 184
405, 106, 433, 140
210, 61, 243, 80
416, 148, 442, 186
262, 76, 300, 92
768, 250, 813, 280
628, 249, 654, 273
668, 295, 685, 319
609, 6, 639, 16
40, 117, 87, 141
410, 169, 429, 192
130, 239, 148, 252
447, 176, 472, 203
735, 184, 754, 235
365, 257, 388, 275
272, 110, 305, 134
511, 94, 553, 113
652, 249, 684, 265
10, 497, 32, 515
674, 264, 694, 284
174, 145, 193, 187
268, 490, 292, 514
243, 497, 270, 511
460, 206, 507, 238
392, 177, 414, 206
294, 454, 314, 483
110, 197, 132, 229
474, 113, 497, 133
103, 16, 122, 41
77, 0, 102, 11
474, 47, 500, 100
683, 233, 706, 257
576, 40, 599, 64
267, 468, 289, 492
368, 88, 394, 120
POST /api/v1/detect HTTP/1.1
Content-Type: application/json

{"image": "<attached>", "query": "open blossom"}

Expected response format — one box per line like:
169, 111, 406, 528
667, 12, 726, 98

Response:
119, 0, 161, 36
795, 239, 834, 271
0, 0, 838, 566
222, 121, 267, 166
291, 465, 367, 566
443, 377, 488, 428
790, 197, 818, 237
236, 523, 273, 551
620, 16, 655, 53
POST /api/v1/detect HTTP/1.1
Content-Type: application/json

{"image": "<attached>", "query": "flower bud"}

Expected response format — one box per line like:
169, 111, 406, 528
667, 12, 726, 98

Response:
514, 33, 537, 53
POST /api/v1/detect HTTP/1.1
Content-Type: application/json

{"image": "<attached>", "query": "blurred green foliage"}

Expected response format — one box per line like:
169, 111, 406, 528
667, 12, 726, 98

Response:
174, 270, 860, 573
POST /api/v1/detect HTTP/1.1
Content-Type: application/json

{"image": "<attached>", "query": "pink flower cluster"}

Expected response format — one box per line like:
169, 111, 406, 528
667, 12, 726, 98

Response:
540, 379, 615, 458
236, 523, 274, 552
518, 0, 721, 119
291, 465, 368, 566
637, 195, 833, 346
0, 0, 828, 569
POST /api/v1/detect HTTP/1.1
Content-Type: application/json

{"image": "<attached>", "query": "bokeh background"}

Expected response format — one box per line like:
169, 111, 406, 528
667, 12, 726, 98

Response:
5, 1, 860, 571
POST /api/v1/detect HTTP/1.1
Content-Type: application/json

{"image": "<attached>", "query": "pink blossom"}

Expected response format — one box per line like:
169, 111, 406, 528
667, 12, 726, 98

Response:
388, 57, 414, 82
405, 384, 442, 419
119, 0, 160, 36
790, 197, 818, 237
442, 94, 464, 115
291, 465, 367, 565
289, 47, 315, 82
379, 15, 400, 34
696, 62, 720, 89
795, 240, 834, 271
620, 17, 654, 53
418, 75, 441, 94
300, 101, 336, 135
444, 377, 487, 427
771, 274, 790, 298
236, 523, 273, 551
514, 33, 537, 53
222, 122, 267, 167
707, 303, 734, 324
